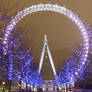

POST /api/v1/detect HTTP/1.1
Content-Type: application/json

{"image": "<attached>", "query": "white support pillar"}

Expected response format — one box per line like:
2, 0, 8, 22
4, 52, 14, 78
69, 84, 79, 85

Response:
38, 34, 56, 75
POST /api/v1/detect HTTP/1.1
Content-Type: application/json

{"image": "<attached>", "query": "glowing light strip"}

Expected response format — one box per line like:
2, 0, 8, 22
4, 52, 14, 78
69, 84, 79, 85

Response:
39, 43, 45, 73
2, 3, 89, 83
47, 44, 56, 75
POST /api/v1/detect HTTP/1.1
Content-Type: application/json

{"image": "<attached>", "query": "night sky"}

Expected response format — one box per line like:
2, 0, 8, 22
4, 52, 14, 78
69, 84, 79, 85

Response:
0, 0, 92, 80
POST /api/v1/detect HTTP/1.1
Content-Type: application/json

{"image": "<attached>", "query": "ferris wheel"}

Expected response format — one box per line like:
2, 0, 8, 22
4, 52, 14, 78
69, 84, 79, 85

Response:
2, 3, 91, 85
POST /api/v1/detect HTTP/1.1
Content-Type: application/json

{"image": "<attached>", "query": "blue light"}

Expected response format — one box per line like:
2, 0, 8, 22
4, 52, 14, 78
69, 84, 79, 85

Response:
53, 46, 87, 86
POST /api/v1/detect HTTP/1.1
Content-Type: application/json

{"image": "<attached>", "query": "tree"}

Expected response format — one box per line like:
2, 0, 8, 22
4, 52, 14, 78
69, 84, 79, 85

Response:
14, 49, 34, 91
0, 31, 43, 92
54, 44, 85, 86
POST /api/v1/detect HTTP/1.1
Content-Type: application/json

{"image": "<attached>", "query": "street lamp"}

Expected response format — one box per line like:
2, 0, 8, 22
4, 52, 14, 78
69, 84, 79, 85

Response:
2, 81, 5, 92
2, 82, 5, 85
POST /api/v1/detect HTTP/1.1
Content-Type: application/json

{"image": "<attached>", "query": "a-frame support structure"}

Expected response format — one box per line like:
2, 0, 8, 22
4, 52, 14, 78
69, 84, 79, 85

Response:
38, 34, 56, 75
